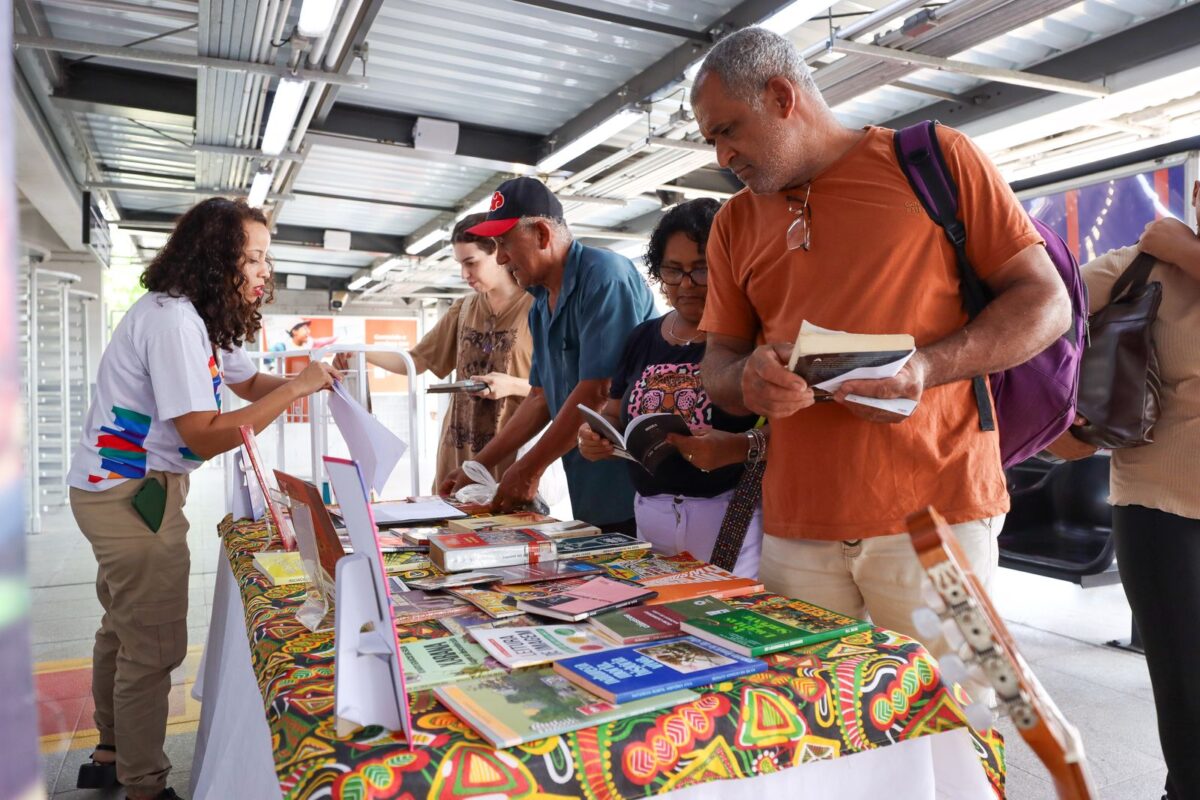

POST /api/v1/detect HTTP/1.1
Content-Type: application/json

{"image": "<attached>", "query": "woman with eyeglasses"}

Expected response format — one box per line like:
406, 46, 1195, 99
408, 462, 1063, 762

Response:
577, 198, 766, 577
67, 198, 339, 800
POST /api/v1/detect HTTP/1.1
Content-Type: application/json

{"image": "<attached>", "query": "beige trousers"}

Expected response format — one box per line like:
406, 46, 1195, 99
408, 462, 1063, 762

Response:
760, 515, 1004, 704
70, 471, 191, 797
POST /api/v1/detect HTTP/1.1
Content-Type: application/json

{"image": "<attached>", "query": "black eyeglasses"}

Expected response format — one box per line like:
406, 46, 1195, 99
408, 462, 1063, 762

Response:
659, 267, 708, 286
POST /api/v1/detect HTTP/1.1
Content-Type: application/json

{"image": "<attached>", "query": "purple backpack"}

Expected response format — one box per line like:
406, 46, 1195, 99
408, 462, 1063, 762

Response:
894, 121, 1087, 468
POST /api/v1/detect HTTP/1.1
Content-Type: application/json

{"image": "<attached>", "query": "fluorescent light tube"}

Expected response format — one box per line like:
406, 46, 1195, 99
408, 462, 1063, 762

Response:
247, 168, 274, 208
759, 1, 837, 35
371, 257, 403, 279
347, 272, 372, 291
537, 108, 643, 173
297, 0, 338, 38
261, 78, 309, 156
405, 229, 449, 255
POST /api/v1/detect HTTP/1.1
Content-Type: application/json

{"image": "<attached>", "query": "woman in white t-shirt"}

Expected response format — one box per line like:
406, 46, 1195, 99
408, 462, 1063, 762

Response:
68, 198, 338, 800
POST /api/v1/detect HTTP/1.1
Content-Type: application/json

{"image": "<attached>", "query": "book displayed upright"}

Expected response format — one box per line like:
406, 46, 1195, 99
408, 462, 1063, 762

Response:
428, 529, 557, 572
553, 636, 766, 704
435, 669, 698, 749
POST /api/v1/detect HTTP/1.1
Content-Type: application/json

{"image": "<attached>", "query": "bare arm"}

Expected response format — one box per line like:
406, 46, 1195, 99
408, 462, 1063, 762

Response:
227, 371, 290, 402
173, 361, 338, 459
490, 378, 610, 511
701, 334, 814, 418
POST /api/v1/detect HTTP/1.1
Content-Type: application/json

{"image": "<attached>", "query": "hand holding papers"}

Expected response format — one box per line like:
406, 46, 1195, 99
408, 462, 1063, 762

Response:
789, 321, 918, 418
327, 380, 407, 495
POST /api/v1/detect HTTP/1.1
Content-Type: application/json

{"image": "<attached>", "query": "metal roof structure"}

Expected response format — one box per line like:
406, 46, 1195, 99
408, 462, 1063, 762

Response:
13, 0, 1200, 304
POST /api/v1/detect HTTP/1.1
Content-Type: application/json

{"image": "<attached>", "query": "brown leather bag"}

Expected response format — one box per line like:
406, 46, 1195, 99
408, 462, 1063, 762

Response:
1072, 252, 1162, 449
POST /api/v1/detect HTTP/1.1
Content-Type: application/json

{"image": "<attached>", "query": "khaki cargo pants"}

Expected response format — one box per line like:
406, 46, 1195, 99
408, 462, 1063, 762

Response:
69, 470, 191, 797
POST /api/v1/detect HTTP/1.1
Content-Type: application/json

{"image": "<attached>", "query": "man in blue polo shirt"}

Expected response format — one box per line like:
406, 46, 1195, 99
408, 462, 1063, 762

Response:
439, 177, 655, 531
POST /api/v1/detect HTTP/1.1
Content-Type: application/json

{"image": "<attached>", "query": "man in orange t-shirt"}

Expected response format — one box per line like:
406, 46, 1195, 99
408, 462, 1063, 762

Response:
692, 28, 1071, 667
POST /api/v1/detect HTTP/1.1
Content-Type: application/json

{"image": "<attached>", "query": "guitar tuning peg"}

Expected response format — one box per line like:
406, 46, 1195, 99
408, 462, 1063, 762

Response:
939, 618, 965, 650
920, 579, 947, 613
939, 653, 969, 687
911, 607, 943, 639
964, 700, 997, 731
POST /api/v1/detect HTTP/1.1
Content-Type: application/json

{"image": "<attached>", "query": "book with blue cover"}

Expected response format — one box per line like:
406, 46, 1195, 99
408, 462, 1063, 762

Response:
552, 635, 766, 703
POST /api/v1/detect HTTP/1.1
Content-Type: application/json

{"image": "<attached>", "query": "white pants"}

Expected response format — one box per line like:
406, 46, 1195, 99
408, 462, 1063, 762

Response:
634, 490, 763, 579
760, 515, 1004, 704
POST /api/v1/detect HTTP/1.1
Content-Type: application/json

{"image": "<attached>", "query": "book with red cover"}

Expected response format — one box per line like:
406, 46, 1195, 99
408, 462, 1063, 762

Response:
239, 426, 295, 550
429, 529, 556, 572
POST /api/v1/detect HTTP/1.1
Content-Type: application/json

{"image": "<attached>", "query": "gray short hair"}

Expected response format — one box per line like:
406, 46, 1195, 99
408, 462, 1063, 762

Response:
692, 27, 820, 108
520, 216, 572, 242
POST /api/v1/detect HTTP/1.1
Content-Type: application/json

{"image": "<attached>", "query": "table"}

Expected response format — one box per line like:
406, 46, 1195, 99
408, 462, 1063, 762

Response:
193, 517, 1006, 799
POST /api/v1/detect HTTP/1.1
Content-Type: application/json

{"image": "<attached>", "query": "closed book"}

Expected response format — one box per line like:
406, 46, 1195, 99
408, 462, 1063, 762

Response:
399, 635, 504, 692
445, 512, 553, 533
517, 519, 602, 538
553, 636, 766, 703
490, 560, 603, 585
251, 552, 306, 586
552, 532, 651, 559
680, 609, 826, 657
434, 669, 697, 749
429, 529, 556, 572
389, 589, 471, 624
643, 578, 765, 605
517, 577, 657, 622
747, 597, 873, 641
601, 552, 709, 583
589, 597, 735, 645
469, 625, 612, 669
447, 577, 600, 620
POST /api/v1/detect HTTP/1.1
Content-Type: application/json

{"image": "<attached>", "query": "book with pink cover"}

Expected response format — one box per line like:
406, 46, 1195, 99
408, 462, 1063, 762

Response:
516, 577, 657, 622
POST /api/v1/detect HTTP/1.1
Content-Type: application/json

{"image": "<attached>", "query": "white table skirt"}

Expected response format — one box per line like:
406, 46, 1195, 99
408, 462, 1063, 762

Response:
191, 555, 996, 800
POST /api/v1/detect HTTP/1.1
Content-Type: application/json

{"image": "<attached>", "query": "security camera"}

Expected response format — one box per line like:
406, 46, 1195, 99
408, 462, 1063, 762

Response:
330, 290, 348, 312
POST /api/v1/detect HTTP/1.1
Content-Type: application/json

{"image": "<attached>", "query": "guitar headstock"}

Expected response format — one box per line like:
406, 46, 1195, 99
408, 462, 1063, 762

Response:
906, 507, 1097, 800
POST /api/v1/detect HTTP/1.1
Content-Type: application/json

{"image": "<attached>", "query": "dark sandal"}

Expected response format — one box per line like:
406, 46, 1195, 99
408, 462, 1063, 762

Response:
76, 744, 119, 789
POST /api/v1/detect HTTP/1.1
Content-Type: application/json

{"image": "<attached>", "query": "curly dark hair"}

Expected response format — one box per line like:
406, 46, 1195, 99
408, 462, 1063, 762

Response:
644, 197, 722, 282
140, 198, 273, 350
452, 213, 498, 254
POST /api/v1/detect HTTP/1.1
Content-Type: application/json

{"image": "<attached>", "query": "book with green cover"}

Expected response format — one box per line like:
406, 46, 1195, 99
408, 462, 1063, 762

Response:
748, 596, 872, 639
678, 609, 814, 656
589, 597, 735, 645
399, 634, 504, 692
434, 668, 698, 748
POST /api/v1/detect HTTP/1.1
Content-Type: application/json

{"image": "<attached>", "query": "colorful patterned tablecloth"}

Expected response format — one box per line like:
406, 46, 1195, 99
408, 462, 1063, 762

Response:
219, 516, 1005, 799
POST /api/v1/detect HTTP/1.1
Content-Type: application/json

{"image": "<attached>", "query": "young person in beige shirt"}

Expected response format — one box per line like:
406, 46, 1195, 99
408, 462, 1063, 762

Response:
1053, 180, 1200, 800
338, 214, 534, 490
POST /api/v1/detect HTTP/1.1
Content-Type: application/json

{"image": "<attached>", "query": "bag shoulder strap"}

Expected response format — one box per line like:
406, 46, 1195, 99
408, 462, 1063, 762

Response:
1110, 252, 1158, 303
893, 121, 995, 432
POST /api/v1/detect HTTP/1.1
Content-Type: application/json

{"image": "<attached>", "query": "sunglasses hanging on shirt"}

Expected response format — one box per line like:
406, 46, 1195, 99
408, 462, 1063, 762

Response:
786, 184, 813, 252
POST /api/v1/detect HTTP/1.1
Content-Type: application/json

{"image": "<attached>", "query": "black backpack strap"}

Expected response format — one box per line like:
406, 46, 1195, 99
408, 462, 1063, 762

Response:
1110, 252, 1158, 303
894, 121, 995, 432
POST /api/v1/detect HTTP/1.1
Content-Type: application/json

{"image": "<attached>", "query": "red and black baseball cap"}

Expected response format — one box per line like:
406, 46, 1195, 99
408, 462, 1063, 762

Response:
465, 177, 564, 237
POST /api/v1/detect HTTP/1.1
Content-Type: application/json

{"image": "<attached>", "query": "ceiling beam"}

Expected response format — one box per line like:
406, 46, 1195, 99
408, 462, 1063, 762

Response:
507, 0, 710, 41
883, 2, 1200, 131
118, 211, 406, 254
314, 0, 387, 125
312, 107, 541, 172
540, 0, 825, 170
52, 63, 195, 125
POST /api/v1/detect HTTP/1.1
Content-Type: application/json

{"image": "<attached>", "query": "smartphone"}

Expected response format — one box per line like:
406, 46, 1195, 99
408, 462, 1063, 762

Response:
427, 380, 488, 394
131, 477, 167, 533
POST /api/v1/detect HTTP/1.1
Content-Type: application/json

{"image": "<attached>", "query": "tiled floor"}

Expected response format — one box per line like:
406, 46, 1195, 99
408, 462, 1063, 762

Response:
30, 462, 1167, 798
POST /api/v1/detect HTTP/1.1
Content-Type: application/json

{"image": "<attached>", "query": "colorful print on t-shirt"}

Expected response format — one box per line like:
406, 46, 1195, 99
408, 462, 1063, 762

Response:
625, 363, 712, 432
88, 406, 150, 483
208, 355, 222, 410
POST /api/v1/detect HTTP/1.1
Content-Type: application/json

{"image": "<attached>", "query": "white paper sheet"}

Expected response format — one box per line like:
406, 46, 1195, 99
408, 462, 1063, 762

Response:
327, 381, 407, 495
800, 321, 917, 416
370, 499, 466, 526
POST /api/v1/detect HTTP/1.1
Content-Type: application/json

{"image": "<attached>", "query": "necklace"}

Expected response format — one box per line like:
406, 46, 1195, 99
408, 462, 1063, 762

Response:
666, 312, 704, 345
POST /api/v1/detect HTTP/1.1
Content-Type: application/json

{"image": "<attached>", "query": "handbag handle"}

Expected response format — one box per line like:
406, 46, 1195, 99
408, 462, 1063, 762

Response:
1109, 252, 1157, 303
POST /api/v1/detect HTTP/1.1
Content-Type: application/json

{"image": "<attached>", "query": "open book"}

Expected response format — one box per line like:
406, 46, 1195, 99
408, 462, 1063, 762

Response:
788, 321, 917, 417
577, 405, 690, 473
